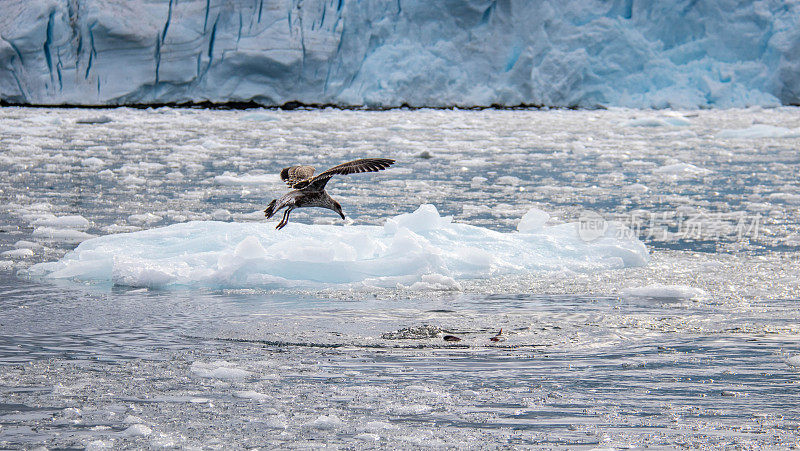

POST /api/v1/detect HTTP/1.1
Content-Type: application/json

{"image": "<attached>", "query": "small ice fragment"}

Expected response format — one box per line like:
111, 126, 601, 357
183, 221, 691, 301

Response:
517, 208, 550, 233
234, 390, 270, 401
191, 361, 251, 380
1, 248, 34, 258
82, 157, 106, 168
786, 355, 800, 367
718, 125, 800, 139
211, 209, 231, 221
355, 433, 381, 441
32, 227, 95, 243
32, 215, 90, 230
622, 284, 707, 300
76, 115, 113, 124
14, 240, 43, 250
308, 414, 344, 430
123, 424, 152, 436
653, 163, 711, 179
128, 213, 162, 225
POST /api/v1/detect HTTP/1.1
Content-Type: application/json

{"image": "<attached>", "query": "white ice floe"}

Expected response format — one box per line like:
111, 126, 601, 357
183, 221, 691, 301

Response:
621, 284, 707, 301
717, 125, 800, 139
27, 205, 648, 290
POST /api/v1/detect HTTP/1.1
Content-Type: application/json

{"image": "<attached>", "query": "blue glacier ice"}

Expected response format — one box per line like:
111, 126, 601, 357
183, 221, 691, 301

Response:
26, 205, 649, 290
1, 0, 799, 108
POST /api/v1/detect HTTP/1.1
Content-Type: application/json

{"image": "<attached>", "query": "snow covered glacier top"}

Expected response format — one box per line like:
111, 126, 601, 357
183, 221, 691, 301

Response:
1, 0, 799, 108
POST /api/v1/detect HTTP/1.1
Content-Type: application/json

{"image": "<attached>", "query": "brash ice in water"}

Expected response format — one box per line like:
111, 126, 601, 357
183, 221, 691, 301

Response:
1, 107, 799, 449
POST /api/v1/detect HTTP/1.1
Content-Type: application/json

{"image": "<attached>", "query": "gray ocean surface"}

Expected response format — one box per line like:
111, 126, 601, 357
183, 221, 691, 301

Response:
1, 107, 799, 448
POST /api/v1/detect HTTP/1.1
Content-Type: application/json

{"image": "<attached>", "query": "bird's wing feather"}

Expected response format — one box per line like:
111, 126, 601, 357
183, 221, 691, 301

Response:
307, 158, 395, 190
280, 165, 315, 188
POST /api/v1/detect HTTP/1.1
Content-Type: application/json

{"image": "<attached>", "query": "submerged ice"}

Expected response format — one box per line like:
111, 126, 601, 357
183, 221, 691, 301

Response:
1, 0, 799, 108
28, 205, 648, 289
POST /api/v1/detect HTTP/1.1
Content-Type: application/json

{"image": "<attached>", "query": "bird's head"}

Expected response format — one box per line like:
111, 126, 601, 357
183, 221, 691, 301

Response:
333, 201, 345, 220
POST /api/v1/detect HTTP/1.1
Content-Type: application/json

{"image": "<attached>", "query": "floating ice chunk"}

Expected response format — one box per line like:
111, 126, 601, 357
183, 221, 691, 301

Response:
0, 260, 14, 270
495, 175, 521, 185
355, 433, 381, 442
214, 173, 277, 186
622, 284, 707, 301
622, 117, 691, 127
234, 390, 271, 401
717, 125, 800, 139
768, 193, 800, 205
653, 163, 711, 179
81, 157, 106, 168
191, 361, 252, 380
85, 440, 114, 450
76, 116, 113, 124
32, 214, 90, 230
239, 113, 279, 121
517, 208, 550, 233
28, 205, 648, 289
32, 227, 95, 244
307, 415, 344, 430
388, 403, 432, 415
787, 355, 800, 368
406, 274, 462, 291
622, 117, 670, 127
128, 213, 162, 225
623, 183, 650, 194
1, 248, 34, 258
123, 424, 152, 437
211, 209, 232, 221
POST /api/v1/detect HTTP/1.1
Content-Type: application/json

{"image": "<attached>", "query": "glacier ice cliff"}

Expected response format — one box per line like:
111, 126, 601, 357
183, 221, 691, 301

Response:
1, 0, 799, 108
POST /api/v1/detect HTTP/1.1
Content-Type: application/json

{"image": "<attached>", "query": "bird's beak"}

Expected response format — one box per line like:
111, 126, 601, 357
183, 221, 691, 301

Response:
339, 212, 346, 220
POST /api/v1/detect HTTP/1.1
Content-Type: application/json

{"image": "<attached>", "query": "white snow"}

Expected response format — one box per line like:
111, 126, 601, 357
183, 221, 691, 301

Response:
27, 205, 649, 290
622, 284, 707, 301
1, 1, 799, 108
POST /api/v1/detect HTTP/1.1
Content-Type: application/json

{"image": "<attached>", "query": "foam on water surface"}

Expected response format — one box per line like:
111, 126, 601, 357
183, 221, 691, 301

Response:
27, 205, 648, 290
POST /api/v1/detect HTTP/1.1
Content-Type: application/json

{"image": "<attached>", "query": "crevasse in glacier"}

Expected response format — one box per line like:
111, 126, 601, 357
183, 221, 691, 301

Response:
1, 0, 798, 108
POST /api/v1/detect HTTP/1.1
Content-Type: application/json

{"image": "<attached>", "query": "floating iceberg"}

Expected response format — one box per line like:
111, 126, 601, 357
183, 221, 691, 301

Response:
27, 205, 648, 290
1, 0, 799, 108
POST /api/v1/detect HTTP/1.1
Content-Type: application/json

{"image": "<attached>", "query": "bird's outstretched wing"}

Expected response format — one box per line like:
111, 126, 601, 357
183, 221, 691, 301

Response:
280, 165, 315, 188
307, 158, 395, 191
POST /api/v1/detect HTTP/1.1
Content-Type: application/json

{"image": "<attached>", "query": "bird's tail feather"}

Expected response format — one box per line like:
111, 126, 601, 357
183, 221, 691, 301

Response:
264, 199, 277, 218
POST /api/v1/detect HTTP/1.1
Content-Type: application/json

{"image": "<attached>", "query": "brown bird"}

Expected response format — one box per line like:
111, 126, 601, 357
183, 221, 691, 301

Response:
264, 158, 395, 229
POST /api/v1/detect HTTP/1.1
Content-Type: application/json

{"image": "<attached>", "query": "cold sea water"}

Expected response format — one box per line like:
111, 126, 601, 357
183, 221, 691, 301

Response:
1, 107, 799, 448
